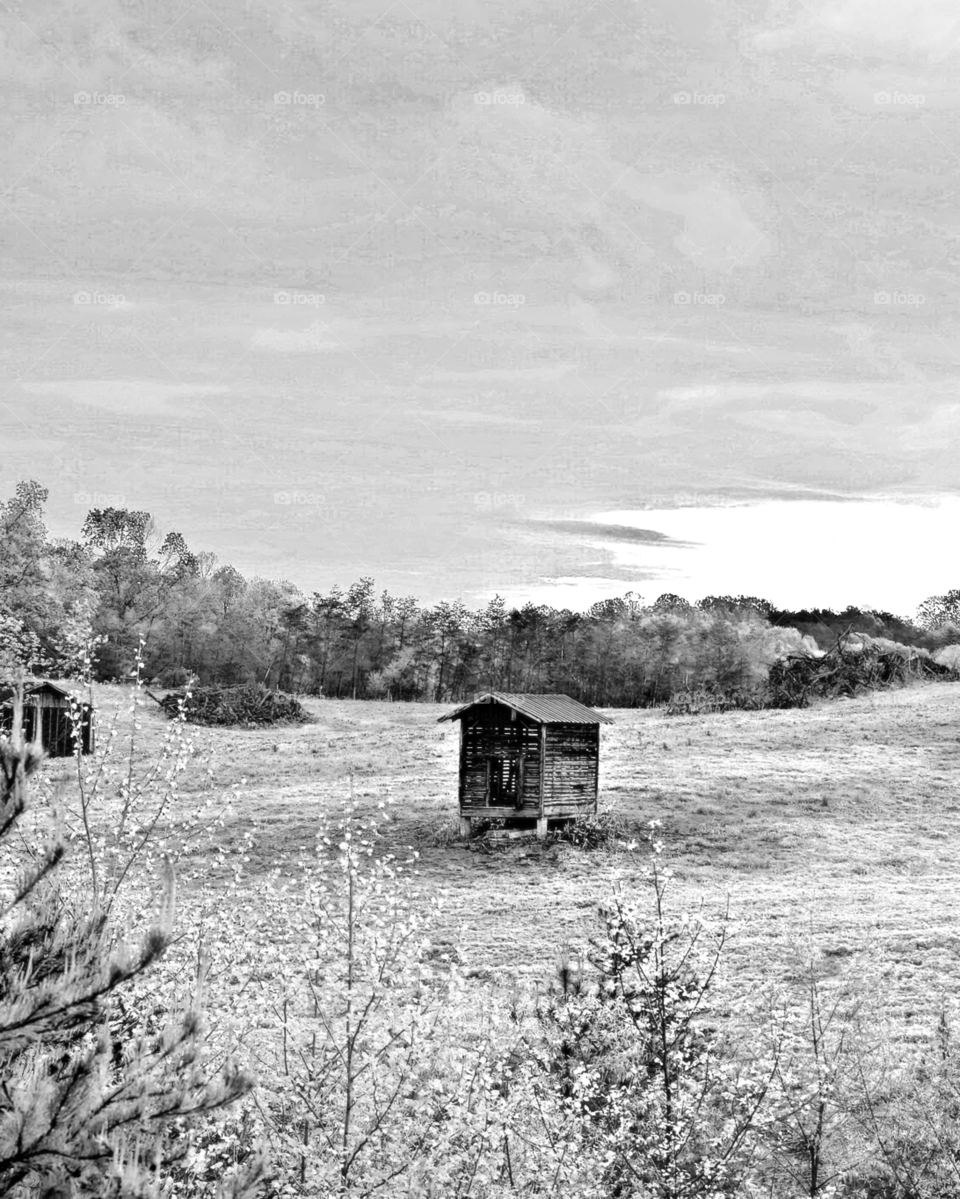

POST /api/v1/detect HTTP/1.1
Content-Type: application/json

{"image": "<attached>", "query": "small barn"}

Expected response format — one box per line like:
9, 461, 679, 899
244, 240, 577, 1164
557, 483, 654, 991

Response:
0, 682, 95, 756
438, 692, 613, 838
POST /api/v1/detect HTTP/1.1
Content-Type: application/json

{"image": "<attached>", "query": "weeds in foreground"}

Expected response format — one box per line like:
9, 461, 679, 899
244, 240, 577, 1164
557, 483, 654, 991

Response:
0, 676, 261, 1199
408, 815, 460, 848
549, 811, 631, 850
15, 676, 960, 1197
412, 811, 634, 853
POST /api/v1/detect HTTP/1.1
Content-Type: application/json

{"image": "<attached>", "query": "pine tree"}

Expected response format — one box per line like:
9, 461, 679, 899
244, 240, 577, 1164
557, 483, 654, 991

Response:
0, 693, 261, 1198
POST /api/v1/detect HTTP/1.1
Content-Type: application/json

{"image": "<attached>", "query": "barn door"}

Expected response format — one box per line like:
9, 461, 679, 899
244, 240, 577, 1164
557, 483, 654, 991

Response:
485, 753, 525, 807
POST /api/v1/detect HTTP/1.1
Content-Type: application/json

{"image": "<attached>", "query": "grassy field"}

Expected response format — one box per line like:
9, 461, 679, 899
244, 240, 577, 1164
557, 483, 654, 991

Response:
49, 680, 960, 1037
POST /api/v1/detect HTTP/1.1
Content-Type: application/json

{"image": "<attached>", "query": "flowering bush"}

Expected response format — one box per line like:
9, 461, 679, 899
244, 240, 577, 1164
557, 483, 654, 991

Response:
15, 664, 960, 1198
526, 825, 778, 1199
0, 677, 260, 1199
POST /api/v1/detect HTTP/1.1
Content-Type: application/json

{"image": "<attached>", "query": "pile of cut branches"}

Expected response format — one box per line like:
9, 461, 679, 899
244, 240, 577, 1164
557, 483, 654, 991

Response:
767, 639, 954, 709
158, 683, 308, 727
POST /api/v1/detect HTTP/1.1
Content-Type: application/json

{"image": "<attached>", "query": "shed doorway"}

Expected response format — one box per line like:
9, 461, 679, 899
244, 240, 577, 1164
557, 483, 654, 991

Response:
486, 753, 525, 807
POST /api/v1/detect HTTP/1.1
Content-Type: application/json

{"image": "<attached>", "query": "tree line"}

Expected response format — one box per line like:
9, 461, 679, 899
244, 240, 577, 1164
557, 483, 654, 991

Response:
2, 480, 959, 705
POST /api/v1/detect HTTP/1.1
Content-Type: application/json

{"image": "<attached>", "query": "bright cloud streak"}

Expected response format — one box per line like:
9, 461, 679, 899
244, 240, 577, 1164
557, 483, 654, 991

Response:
511, 497, 960, 615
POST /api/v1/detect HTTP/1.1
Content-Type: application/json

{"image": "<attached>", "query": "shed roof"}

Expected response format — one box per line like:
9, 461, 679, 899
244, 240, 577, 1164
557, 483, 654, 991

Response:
437, 692, 614, 725
0, 681, 85, 705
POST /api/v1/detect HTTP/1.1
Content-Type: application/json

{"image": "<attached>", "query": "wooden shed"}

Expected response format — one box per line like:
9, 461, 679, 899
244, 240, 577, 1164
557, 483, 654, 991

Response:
0, 682, 95, 756
438, 692, 613, 838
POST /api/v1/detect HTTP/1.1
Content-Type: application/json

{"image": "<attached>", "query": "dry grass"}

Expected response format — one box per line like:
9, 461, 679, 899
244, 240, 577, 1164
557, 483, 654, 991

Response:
56, 681, 960, 1031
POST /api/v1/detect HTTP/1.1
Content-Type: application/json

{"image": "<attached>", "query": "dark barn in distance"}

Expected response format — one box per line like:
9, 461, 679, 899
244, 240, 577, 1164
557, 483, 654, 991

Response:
438, 692, 613, 839
0, 682, 95, 756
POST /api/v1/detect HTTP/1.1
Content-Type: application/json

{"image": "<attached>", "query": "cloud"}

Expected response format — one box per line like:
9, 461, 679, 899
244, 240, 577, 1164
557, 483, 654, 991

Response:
251, 325, 343, 353
423, 365, 572, 384
532, 519, 699, 549
621, 172, 774, 272
20, 380, 229, 413
571, 249, 621, 295
755, 0, 960, 58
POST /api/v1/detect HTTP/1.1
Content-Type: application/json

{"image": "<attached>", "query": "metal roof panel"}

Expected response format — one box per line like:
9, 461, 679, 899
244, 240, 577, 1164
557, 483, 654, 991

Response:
437, 692, 613, 724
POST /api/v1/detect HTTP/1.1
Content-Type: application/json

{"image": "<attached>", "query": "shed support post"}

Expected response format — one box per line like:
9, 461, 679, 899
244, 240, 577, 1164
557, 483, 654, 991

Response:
459, 817, 472, 840
536, 817, 548, 840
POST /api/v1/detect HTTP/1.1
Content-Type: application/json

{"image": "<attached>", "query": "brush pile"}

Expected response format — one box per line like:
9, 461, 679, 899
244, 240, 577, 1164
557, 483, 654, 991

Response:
158, 683, 308, 727
767, 638, 954, 709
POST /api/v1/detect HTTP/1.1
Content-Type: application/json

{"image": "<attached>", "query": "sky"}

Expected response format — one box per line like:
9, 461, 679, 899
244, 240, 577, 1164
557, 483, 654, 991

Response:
2, 0, 959, 616
515, 495, 960, 615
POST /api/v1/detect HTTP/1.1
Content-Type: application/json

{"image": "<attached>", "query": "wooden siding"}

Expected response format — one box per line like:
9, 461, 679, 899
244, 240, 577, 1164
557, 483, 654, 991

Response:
541, 723, 599, 815
460, 705, 542, 811
0, 701, 94, 756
